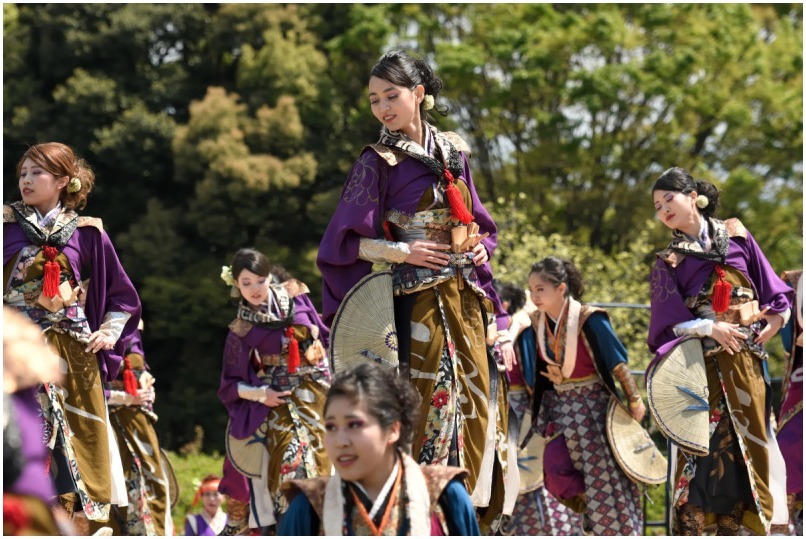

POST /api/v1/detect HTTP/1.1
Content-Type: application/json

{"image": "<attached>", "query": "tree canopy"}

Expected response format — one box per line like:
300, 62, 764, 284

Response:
4, 3, 801, 451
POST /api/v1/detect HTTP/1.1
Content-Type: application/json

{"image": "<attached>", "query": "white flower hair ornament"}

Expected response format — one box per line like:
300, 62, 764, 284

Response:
695, 195, 709, 209
220, 265, 236, 287
423, 94, 435, 111
67, 177, 82, 193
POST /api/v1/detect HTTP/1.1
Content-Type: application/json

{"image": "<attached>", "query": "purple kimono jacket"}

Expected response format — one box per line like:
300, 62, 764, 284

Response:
217, 293, 329, 440
4, 221, 142, 382
9, 387, 57, 502
316, 147, 509, 330
647, 225, 793, 369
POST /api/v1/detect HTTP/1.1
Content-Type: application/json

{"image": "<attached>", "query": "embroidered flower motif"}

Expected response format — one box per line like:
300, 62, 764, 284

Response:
432, 389, 449, 408
695, 195, 709, 209
220, 265, 236, 287
67, 177, 82, 193
423, 94, 435, 111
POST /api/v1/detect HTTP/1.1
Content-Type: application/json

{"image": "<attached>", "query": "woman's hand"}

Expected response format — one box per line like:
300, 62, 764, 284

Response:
261, 388, 292, 407
471, 242, 489, 266
404, 240, 452, 270
85, 331, 116, 353
629, 399, 646, 422
710, 321, 747, 355
500, 341, 516, 372
755, 313, 784, 345
133, 387, 155, 406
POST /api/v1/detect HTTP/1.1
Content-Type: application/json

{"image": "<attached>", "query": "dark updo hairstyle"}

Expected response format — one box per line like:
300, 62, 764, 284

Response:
230, 248, 292, 284
652, 166, 720, 219
324, 362, 422, 454
529, 257, 585, 301
493, 279, 526, 316
16, 142, 95, 211
369, 49, 448, 122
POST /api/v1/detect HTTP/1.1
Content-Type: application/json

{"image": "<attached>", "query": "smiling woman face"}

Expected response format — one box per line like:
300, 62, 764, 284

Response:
324, 396, 399, 496
368, 76, 423, 141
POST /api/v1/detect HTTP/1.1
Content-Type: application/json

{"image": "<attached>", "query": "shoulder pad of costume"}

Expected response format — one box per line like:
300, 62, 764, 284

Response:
77, 216, 104, 231
781, 269, 802, 286
579, 304, 607, 327
365, 144, 408, 167
3, 205, 14, 223
724, 217, 747, 239
228, 318, 253, 337
442, 132, 472, 157
280, 477, 330, 519
420, 465, 469, 509
281, 279, 311, 298
656, 247, 685, 268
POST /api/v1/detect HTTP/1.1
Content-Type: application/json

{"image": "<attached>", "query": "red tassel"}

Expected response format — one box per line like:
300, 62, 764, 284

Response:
123, 356, 139, 396
3, 495, 31, 533
42, 245, 61, 298
712, 265, 732, 314
285, 327, 300, 374
443, 169, 474, 224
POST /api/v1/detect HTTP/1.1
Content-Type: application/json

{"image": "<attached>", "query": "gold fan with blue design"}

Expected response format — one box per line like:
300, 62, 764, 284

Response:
329, 270, 399, 373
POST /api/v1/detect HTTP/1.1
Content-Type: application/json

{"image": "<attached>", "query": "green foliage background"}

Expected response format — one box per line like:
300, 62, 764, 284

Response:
4, 4, 802, 456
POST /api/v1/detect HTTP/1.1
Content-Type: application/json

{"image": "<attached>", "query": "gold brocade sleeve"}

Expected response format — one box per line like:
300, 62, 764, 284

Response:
358, 237, 411, 264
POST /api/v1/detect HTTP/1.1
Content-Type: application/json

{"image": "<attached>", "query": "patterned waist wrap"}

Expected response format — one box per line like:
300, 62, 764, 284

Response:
687, 269, 766, 359
385, 207, 485, 298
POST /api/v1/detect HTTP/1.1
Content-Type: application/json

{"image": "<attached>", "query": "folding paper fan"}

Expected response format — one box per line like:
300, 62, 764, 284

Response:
225, 419, 268, 479
606, 398, 668, 485
647, 337, 710, 457
517, 410, 545, 493
329, 270, 399, 373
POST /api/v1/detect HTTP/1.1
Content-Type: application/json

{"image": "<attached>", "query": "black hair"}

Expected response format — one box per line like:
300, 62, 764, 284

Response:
529, 257, 585, 300
370, 49, 448, 122
324, 362, 422, 454
230, 248, 292, 284
493, 279, 526, 316
652, 166, 720, 219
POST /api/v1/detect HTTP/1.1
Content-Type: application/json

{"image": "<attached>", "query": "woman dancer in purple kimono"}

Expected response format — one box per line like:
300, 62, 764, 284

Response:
648, 167, 793, 535
3, 142, 142, 534
316, 49, 516, 533
218, 248, 331, 532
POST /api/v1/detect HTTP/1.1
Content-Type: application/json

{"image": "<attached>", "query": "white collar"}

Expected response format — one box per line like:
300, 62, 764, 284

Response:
35, 202, 63, 228
323, 453, 431, 536
201, 508, 227, 535
353, 458, 400, 520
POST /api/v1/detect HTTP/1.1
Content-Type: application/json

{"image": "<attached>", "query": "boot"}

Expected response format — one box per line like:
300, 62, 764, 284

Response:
219, 496, 249, 536
715, 503, 743, 536
677, 503, 705, 536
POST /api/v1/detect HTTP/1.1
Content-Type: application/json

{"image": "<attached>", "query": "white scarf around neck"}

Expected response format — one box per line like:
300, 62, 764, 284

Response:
322, 452, 431, 536
536, 297, 582, 379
